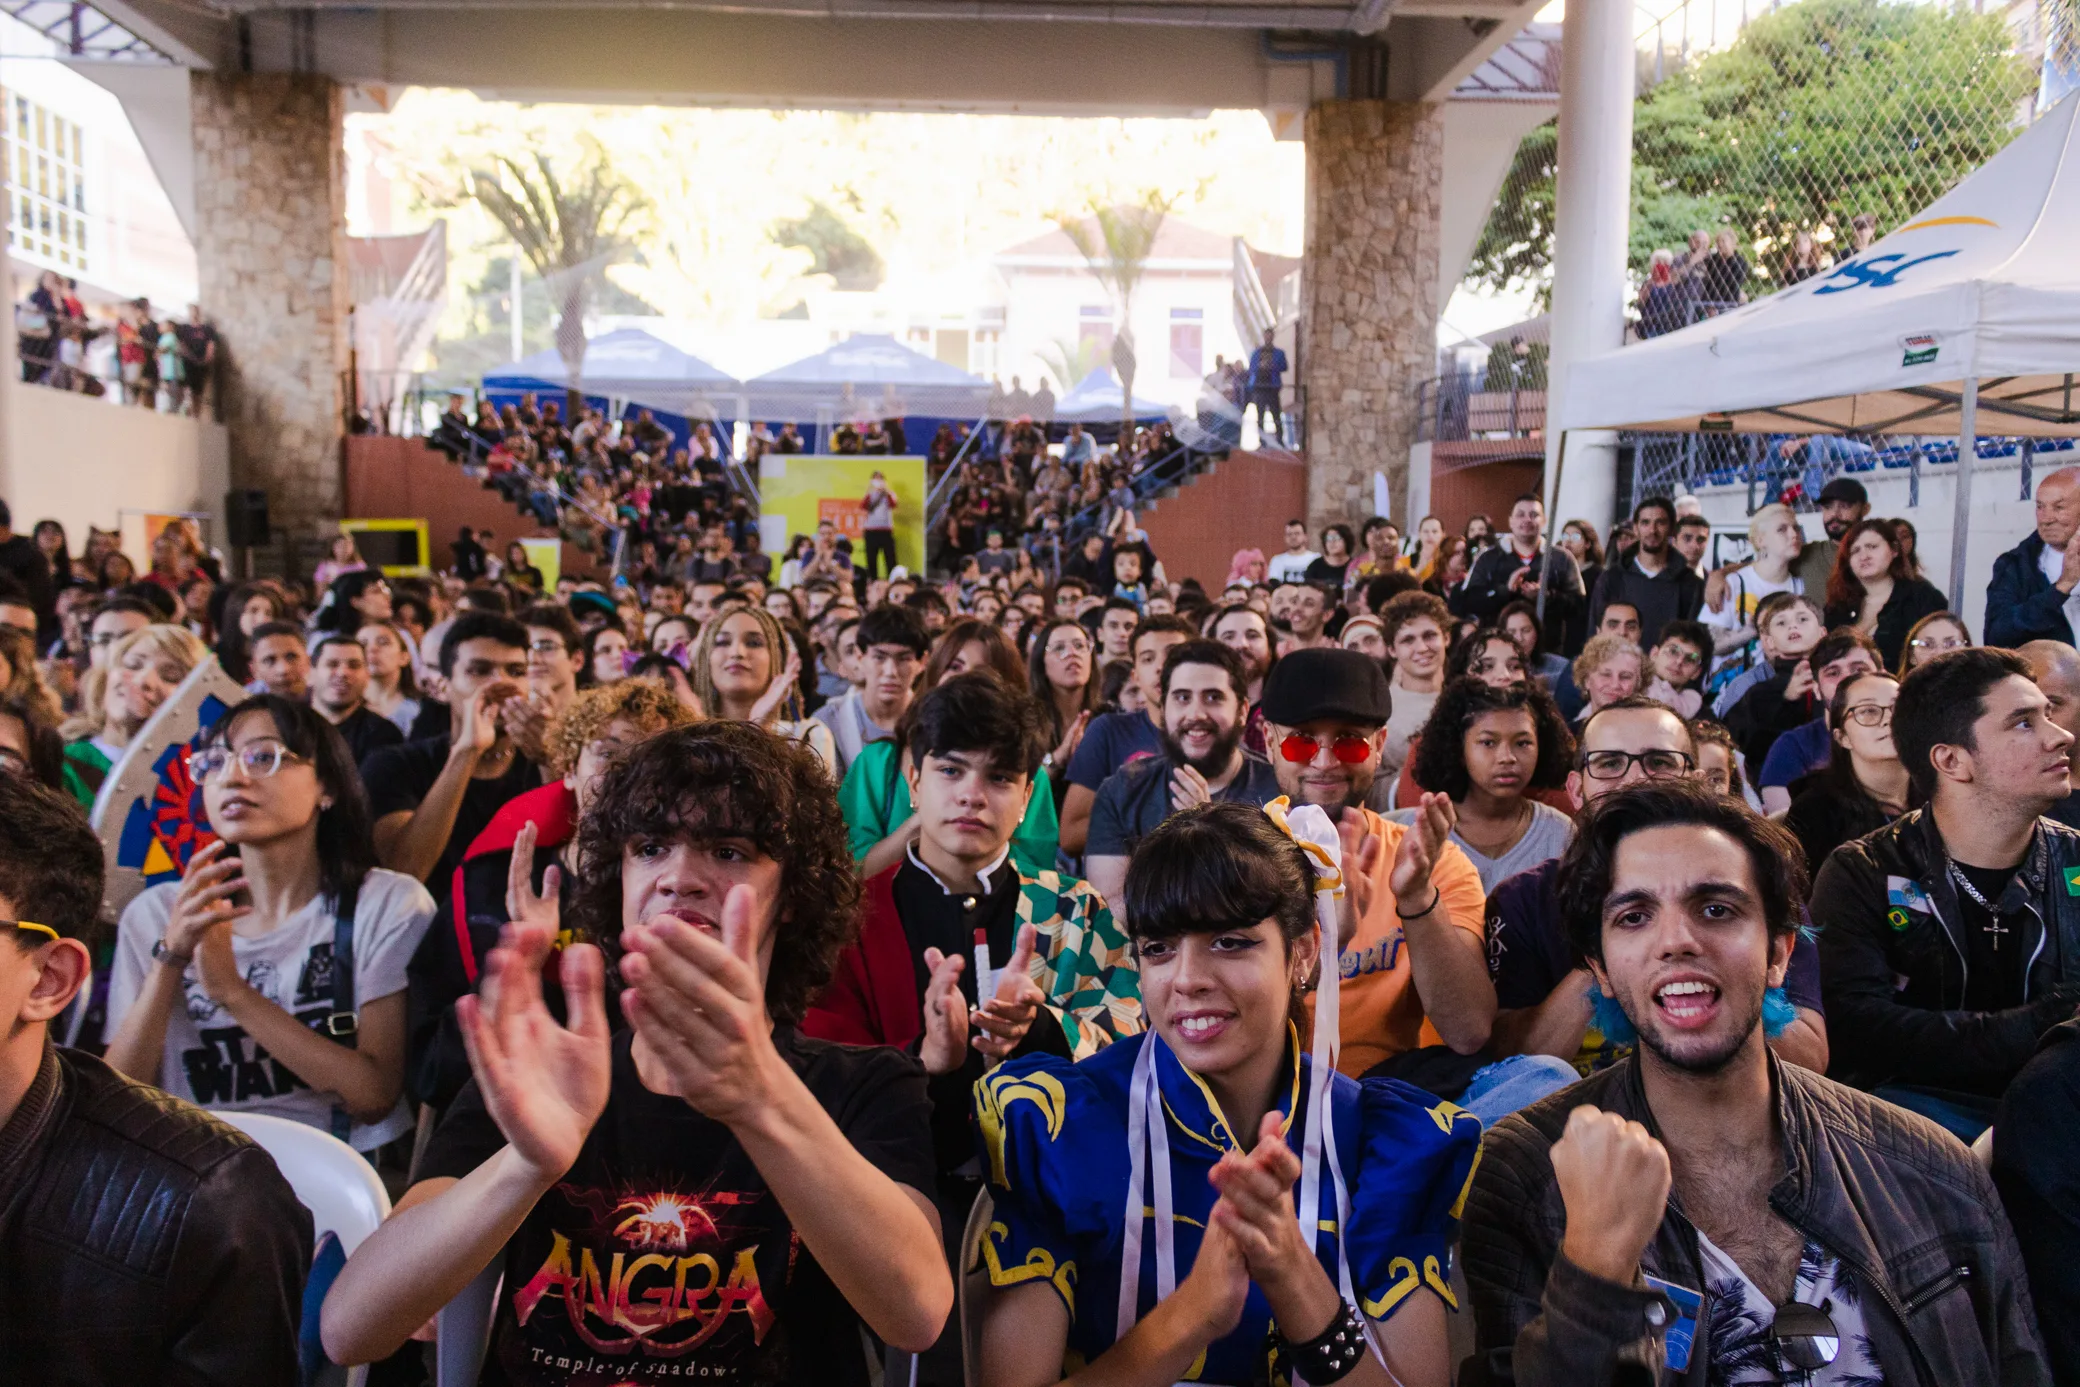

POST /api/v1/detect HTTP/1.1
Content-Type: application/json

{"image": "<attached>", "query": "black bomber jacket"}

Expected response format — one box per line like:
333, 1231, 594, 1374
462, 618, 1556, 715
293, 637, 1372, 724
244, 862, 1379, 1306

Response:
1810, 808, 2080, 1095
0, 1042, 313, 1384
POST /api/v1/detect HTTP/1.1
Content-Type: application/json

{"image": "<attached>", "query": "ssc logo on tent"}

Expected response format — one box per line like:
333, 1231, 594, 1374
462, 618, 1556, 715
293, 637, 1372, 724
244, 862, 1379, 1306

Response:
1814, 250, 1961, 294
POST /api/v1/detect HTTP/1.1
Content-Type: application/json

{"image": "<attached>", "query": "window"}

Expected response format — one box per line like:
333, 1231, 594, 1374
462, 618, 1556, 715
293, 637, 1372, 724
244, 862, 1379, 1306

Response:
1169, 308, 1204, 379
1, 88, 87, 271
1078, 304, 1114, 359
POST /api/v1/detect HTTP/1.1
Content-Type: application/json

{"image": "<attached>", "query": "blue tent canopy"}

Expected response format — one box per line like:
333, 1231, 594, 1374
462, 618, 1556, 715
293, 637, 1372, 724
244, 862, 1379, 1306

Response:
1054, 367, 1172, 426
746, 333, 991, 423
482, 327, 739, 419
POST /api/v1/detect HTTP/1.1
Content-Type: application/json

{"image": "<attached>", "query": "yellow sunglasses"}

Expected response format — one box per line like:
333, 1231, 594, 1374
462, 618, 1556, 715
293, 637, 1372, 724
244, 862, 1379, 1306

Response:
9, 921, 58, 942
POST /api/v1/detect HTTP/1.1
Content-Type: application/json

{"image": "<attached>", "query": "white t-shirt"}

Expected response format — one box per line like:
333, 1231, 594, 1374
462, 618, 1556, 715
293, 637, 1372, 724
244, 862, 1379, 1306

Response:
1701, 567, 1803, 679
1266, 549, 1322, 583
109, 867, 436, 1150
1389, 799, 1575, 895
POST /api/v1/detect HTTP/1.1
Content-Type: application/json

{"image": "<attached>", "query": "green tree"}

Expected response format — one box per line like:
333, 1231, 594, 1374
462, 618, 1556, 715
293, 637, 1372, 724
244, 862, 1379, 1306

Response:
1466, 0, 2035, 304
770, 200, 886, 291
1052, 195, 1175, 432
453, 139, 646, 413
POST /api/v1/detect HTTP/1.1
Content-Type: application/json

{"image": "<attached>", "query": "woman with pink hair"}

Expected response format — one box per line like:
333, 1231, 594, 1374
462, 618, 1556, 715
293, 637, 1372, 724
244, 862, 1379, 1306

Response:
1225, 547, 1267, 587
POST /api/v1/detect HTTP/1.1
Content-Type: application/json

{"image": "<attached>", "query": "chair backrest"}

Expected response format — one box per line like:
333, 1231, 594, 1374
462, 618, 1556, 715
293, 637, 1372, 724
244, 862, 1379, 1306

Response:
215, 1111, 391, 1254
958, 1187, 995, 1387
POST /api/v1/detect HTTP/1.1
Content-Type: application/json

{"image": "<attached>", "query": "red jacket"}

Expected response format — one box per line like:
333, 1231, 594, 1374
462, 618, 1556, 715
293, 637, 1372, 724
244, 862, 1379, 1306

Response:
802, 866, 922, 1049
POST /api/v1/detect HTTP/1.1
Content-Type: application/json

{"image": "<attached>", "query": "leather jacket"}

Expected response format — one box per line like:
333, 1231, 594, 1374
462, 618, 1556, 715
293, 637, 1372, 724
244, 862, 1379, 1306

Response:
1462, 1053, 2049, 1387
0, 1042, 312, 1384
1811, 808, 2080, 1095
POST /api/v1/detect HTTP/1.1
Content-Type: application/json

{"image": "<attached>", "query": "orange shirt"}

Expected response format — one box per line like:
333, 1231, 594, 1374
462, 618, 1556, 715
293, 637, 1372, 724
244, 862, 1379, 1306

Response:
1312, 806, 1489, 1079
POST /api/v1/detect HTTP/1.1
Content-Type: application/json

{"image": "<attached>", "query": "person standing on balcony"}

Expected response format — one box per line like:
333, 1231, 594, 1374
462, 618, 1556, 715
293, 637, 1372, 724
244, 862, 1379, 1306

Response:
1462, 494, 1583, 646
1245, 327, 1287, 447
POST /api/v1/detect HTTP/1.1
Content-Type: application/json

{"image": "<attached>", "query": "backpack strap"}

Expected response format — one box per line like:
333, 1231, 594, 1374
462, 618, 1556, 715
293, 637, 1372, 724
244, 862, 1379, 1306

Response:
326, 880, 362, 1143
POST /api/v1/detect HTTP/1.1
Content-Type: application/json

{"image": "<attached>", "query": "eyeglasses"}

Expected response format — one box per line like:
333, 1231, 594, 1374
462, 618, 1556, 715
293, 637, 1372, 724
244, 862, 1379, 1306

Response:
1842, 703, 1894, 727
1769, 1300, 1841, 1374
1908, 634, 1967, 651
7, 920, 57, 941
1279, 733, 1374, 765
1580, 749, 1696, 780
528, 638, 569, 656
191, 740, 307, 784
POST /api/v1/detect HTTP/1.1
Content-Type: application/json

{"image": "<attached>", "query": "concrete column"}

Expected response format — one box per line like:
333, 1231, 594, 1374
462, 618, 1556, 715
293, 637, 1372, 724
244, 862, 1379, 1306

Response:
1544, 0, 1634, 533
1300, 99, 1444, 530
190, 73, 350, 543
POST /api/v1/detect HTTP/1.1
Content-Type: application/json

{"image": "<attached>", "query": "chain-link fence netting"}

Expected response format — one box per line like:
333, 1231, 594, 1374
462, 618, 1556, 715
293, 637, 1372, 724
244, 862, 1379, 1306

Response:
1454, 0, 2078, 504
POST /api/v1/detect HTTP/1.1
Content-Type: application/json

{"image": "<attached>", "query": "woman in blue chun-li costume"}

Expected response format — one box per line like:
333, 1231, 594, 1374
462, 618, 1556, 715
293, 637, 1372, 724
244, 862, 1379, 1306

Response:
970, 800, 1483, 1386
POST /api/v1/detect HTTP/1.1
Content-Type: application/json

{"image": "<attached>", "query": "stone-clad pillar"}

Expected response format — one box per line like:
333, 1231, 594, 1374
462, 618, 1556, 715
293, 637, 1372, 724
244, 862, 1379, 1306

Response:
1300, 99, 1444, 530
191, 73, 349, 542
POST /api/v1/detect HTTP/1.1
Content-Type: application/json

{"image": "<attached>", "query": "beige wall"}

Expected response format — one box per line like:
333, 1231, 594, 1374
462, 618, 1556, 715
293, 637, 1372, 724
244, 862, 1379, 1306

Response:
0, 382, 229, 546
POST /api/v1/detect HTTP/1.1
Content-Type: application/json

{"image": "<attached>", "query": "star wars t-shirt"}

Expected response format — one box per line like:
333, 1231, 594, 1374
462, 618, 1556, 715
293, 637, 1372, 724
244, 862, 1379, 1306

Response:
418, 1027, 936, 1386
108, 867, 435, 1150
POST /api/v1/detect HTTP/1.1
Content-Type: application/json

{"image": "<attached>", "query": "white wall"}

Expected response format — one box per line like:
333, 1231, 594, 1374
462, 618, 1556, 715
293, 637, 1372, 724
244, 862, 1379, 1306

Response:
1690, 447, 2080, 643
1, 381, 229, 547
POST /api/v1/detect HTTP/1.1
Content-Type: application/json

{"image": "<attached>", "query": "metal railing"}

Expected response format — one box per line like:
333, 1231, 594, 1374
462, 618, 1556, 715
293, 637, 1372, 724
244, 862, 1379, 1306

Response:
1415, 370, 1547, 445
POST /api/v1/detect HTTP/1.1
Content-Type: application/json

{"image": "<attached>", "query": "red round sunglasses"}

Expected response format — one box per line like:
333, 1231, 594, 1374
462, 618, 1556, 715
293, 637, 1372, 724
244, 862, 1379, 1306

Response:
1278, 733, 1373, 765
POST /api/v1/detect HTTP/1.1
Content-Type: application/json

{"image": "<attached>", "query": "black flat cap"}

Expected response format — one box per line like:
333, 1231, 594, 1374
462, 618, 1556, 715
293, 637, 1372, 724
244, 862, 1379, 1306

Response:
1261, 647, 1393, 727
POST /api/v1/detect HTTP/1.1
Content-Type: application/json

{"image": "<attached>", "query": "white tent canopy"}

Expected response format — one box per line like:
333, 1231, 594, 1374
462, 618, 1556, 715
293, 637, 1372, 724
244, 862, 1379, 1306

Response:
1558, 91, 2080, 608
1561, 92, 2080, 440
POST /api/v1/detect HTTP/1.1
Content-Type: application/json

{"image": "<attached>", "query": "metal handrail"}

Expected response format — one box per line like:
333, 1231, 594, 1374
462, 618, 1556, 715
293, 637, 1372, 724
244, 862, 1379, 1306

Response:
924, 415, 992, 534
1059, 441, 1200, 543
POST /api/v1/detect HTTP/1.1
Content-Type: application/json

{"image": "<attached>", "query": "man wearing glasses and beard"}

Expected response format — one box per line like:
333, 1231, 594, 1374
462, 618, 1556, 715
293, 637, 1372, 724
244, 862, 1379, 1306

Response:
1259, 647, 1495, 1080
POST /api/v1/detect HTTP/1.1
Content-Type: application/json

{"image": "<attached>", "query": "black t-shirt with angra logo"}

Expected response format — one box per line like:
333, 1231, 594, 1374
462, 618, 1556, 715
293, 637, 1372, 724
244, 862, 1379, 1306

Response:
419, 1027, 935, 1386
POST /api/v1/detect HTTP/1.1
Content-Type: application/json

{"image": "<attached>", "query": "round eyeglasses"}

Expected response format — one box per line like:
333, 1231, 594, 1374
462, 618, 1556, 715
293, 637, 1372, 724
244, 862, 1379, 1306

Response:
1842, 703, 1894, 727
1279, 733, 1373, 765
191, 741, 306, 784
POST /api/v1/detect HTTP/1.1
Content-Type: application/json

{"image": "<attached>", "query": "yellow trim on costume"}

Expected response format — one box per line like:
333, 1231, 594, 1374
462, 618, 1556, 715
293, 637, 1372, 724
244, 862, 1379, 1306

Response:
1184, 1346, 1209, 1380
1139, 1208, 1206, 1229
982, 1221, 1077, 1314
1423, 1255, 1458, 1309
1167, 1024, 1304, 1151
977, 1068, 1069, 1187
1425, 1097, 1472, 1134
1450, 1143, 1484, 1222
1317, 1220, 1339, 1234
1363, 1257, 1423, 1318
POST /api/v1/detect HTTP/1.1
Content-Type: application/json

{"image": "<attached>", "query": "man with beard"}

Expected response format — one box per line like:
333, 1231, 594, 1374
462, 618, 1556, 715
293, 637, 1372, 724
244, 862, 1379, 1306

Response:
308, 633, 403, 766
1588, 496, 1703, 652
1464, 781, 2046, 1385
1083, 640, 1280, 910
1210, 601, 1275, 756
1793, 474, 1870, 594
1261, 647, 1494, 1077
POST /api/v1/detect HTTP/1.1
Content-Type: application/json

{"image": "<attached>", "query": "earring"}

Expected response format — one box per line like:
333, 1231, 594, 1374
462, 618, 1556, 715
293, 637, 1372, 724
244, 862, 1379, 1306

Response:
320, 798, 334, 809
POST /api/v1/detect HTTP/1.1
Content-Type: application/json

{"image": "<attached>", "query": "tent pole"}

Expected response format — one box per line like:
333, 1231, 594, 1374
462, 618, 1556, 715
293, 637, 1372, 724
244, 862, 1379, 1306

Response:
1948, 377, 1979, 614
1539, 430, 1570, 624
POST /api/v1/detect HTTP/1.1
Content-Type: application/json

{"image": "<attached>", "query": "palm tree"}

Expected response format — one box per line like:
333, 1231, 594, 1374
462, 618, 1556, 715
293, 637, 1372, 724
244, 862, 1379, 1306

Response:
460, 139, 645, 416
1052, 195, 1174, 434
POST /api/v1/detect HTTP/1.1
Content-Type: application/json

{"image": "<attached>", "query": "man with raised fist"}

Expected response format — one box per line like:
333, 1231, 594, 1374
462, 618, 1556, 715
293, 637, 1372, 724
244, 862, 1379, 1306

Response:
1462, 780, 2045, 1386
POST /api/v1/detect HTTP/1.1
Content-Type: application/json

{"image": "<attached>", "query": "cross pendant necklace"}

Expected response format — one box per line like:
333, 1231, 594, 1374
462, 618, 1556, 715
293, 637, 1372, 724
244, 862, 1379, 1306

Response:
1948, 864, 2010, 951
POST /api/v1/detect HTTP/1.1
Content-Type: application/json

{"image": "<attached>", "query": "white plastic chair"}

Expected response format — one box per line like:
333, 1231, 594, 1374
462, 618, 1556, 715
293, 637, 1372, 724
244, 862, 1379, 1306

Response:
217, 1111, 391, 1387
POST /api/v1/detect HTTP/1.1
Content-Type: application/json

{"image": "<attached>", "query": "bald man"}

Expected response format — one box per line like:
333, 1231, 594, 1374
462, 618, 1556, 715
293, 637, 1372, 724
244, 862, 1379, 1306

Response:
2023, 639, 2080, 829
1988, 466, 2080, 646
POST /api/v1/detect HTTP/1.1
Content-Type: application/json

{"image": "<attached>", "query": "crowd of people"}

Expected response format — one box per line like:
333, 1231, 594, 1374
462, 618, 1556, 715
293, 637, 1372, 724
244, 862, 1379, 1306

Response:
16, 270, 219, 413
1634, 216, 1878, 338
7, 454, 2080, 1387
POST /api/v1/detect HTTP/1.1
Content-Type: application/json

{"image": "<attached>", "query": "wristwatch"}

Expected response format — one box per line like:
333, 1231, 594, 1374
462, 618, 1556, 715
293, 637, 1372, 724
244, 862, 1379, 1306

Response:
151, 938, 193, 968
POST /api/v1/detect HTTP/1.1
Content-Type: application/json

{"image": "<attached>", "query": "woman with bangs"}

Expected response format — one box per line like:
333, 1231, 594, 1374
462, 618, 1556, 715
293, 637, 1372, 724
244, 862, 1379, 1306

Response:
974, 801, 1481, 1387
323, 720, 955, 1384
105, 694, 436, 1151
403, 676, 698, 1114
